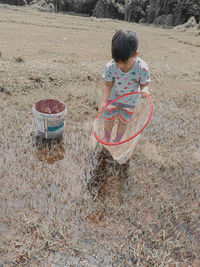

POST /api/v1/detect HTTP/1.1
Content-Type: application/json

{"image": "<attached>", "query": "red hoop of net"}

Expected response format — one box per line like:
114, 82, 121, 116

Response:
93, 92, 153, 146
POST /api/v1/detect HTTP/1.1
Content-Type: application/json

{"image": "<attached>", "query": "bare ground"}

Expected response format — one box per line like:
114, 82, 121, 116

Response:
0, 5, 200, 267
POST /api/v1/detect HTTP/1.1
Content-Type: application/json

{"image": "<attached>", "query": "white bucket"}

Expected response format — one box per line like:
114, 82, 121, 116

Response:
32, 99, 67, 139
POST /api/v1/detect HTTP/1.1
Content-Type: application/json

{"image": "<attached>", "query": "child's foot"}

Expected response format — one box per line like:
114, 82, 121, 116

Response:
102, 136, 110, 143
113, 133, 123, 143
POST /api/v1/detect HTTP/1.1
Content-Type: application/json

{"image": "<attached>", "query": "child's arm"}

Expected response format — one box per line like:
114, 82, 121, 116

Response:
99, 80, 113, 112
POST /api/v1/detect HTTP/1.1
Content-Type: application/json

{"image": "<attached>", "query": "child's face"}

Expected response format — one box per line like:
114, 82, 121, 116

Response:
115, 53, 138, 73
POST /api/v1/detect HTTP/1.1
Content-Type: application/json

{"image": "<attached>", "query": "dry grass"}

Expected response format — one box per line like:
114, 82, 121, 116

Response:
0, 5, 200, 266
174, 17, 200, 36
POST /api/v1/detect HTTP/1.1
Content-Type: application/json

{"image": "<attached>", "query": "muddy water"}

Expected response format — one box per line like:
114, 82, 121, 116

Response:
1, 102, 199, 265
85, 145, 130, 199
0, 104, 139, 265
31, 125, 130, 200
34, 99, 66, 114
30, 131, 65, 164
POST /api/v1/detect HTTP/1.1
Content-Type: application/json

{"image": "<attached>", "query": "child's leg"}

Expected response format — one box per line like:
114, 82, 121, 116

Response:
102, 120, 114, 142
113, 106, 134, 143
102, 104, 118, 143
113, 120, 128, 142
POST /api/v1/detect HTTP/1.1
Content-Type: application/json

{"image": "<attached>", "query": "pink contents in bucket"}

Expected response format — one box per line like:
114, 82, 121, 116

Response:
35, 99, 65, 114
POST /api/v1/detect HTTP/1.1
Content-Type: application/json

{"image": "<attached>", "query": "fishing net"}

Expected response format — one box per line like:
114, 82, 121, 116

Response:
93, 91, 153, 164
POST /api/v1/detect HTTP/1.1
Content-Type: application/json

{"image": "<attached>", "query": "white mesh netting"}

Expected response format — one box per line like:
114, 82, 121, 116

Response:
93, 92, 153, 164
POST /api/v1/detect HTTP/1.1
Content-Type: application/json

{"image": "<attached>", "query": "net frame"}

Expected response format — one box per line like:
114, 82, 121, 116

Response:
94, 92, 153, 146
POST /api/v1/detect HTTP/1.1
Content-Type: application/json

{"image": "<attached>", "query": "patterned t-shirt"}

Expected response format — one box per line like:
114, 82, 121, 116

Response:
102, 57, 150, 107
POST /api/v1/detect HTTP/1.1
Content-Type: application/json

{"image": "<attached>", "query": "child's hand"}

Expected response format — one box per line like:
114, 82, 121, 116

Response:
141, 86, 149, 98
99, 101, 107, 112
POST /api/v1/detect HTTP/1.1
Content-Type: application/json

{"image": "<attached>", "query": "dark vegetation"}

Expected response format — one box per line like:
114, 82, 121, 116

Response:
1, 0, 200, 27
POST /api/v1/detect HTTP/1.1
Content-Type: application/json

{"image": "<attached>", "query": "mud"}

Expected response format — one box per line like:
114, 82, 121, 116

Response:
34, 99, 66, 114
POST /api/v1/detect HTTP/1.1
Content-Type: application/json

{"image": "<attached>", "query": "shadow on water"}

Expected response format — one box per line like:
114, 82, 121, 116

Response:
85, 144, 130, 200
30, 131, 65, 164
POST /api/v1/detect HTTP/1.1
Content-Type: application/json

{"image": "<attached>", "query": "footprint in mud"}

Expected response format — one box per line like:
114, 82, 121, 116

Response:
85, 144, 130, 201
30, 131, 65, 164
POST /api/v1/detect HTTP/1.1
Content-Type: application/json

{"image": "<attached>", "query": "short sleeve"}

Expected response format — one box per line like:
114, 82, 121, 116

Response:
102, 62, 115, 82
140, 64, 151, 85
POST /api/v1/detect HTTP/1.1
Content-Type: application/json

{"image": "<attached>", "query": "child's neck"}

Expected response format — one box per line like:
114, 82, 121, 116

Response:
120, 57, 137, 73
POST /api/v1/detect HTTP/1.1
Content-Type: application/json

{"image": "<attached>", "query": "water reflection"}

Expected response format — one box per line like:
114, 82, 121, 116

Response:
30, 125, 130, 201
30, 131, 65, 164
85, 145, 130, 200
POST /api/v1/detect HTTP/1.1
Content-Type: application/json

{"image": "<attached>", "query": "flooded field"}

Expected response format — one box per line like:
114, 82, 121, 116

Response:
0, 6, 200, 266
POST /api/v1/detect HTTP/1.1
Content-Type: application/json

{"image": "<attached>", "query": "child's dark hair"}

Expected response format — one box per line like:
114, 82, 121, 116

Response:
111, 30, 139, 63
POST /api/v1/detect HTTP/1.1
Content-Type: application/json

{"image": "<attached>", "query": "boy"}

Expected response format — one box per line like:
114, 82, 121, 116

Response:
99, 29, 150, 143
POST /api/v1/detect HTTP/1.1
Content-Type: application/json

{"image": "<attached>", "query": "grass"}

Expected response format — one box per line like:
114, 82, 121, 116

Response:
0, 5, 200, 266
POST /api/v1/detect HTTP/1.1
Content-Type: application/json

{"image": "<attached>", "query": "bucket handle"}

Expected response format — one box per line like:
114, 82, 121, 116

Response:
43, 117, 48, 139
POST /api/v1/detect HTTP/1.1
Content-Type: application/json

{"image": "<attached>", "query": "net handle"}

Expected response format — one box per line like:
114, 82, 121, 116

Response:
93, 92, 153, 146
